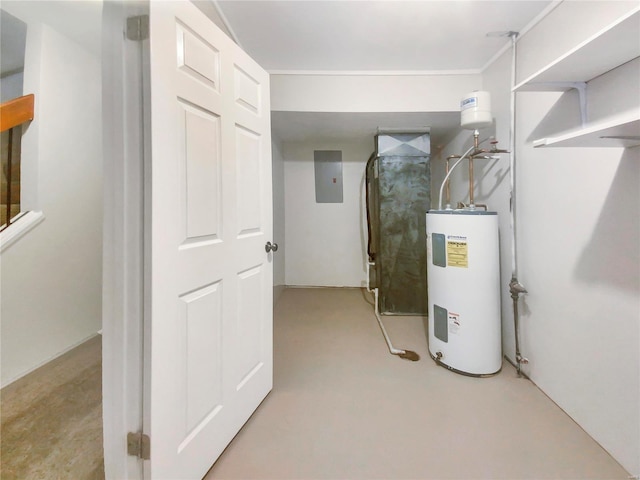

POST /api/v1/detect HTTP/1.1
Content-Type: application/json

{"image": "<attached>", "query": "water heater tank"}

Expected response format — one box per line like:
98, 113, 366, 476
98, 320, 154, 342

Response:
460, 91, 492, 130
426, 210, 501, 375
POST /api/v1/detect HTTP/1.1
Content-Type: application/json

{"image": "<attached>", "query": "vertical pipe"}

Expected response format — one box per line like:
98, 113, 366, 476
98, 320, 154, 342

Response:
507, 31, 528, 376
445, 157, 451, 207
5, 128, 14, 226
365, 153, 376, 262
468, 157, 474, 207
509, 34, 518, 278
469, 130, 480, 209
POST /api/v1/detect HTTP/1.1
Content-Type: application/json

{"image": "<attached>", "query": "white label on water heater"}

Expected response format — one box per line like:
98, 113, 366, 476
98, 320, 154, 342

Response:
449, 312, 461, 334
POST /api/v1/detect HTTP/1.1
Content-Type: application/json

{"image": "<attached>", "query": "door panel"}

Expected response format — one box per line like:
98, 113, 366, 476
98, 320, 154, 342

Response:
234, 66, 261, 114
147, 2, 272, 478
177, 22, 220, 90
179, 282, 223, 435
236, 126, 263, 236
180, 103, 222, 242
236, 266, 265, 390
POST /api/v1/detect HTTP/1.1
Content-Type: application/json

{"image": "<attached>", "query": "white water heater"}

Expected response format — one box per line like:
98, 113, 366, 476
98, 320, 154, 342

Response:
426, 210, 502, 376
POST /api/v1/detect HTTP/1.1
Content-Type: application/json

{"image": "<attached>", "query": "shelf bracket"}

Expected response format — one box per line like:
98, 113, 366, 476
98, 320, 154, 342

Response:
530, 81, 588, 127
572, 82, 588, 128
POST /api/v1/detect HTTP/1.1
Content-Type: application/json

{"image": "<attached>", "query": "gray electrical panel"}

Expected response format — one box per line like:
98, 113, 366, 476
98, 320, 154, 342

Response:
314, 150, 343, 203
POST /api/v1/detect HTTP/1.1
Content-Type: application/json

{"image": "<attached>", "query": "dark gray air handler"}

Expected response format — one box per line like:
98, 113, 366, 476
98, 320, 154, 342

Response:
366, 131, 431, 314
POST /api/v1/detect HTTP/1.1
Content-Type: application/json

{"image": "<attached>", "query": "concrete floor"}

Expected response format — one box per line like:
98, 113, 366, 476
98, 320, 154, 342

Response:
206, 287, 630, 480
0, 288, 630, 479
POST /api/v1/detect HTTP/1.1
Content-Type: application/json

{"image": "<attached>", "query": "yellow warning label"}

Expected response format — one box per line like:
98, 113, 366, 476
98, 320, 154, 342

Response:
447, 240, 468, 268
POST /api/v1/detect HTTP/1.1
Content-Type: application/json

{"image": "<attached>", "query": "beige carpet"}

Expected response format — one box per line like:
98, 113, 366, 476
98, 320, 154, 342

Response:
206, 287, 629, 480
1, 335, 104, 480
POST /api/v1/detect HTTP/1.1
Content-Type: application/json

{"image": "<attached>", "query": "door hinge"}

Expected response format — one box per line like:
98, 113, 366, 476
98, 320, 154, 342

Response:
127, 431, 150, 460
126, 15, 149, 41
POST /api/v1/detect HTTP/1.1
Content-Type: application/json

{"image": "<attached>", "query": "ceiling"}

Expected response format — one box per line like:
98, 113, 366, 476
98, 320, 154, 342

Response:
271, 111, 461, 149
216, 1, 550, 73
216, 0, 552, 145
1, 1, 552, 147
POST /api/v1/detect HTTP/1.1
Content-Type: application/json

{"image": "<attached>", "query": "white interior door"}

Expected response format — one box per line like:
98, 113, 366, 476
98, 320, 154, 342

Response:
146, 2, 273, 478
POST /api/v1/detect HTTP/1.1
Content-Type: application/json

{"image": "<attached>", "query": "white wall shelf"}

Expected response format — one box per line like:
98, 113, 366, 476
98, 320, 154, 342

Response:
513, 7, 640, 92
532, 114, 640, 148
515, 6, 640, 148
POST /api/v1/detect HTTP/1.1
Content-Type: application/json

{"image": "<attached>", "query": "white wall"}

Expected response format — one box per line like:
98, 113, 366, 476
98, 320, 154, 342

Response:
272, 136, 286, 302
439, 2, 639, 474
1, 21, 103, 386
271, 73, 481, 113
273, 72, 481, 289
1, 71, 23, 102
284, 138, 372, 287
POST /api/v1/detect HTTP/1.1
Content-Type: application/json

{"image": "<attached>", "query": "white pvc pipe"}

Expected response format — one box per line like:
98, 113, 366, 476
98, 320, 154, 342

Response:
373, 288, 405, 355
367, 262, 404, 355
366, 261, 373, 292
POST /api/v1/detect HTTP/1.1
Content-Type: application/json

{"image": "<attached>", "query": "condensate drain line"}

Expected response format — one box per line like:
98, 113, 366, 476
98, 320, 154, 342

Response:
366, 263, 420, 362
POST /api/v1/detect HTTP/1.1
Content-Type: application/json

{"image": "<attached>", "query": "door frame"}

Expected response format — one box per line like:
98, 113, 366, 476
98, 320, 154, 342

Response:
102, 1, 148, 478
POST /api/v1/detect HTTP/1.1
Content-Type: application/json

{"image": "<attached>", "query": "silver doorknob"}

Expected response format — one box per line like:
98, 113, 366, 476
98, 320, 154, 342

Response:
265, 241, 278, 253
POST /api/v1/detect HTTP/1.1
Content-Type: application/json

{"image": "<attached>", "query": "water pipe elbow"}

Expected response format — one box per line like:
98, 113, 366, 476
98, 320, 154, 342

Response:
509, 278, 528, 299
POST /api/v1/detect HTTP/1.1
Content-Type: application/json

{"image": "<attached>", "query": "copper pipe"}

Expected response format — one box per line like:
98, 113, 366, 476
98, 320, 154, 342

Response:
469, 156, 474, 207
468, 131, 481, 207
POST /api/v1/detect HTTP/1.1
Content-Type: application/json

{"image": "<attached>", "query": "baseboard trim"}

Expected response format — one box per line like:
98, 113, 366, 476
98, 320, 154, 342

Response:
1, 331, 101, 389
285, 285, 363, 289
